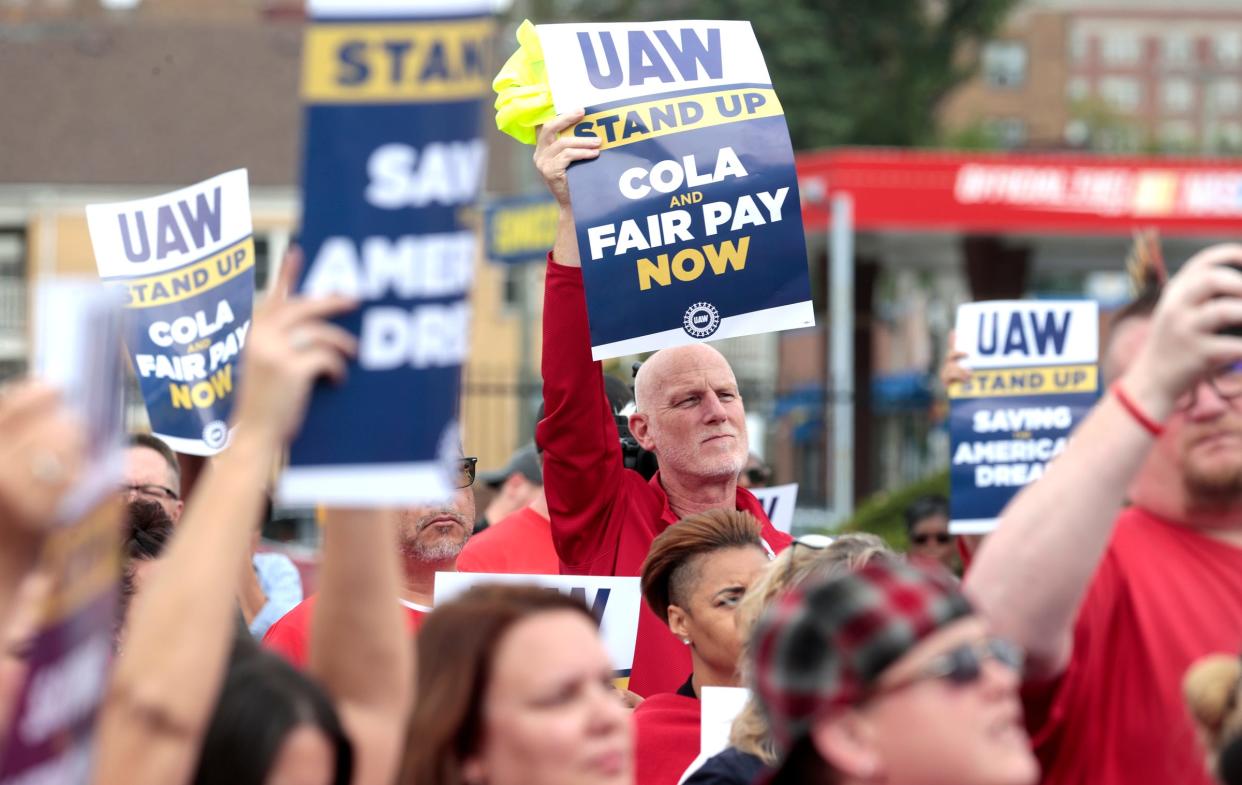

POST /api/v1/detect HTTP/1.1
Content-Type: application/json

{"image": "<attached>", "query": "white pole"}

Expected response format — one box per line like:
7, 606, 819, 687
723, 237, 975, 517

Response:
829, 193, 855, 525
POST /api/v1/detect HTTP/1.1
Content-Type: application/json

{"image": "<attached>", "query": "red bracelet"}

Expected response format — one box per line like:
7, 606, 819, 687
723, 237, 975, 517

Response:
1111, 381, 1163, 437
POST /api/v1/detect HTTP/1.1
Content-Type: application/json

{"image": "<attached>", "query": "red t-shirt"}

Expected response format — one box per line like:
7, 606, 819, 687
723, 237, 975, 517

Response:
261, 594, 429, 669
538, 259, 791, 696
634, 692, 701, 785
1026, 507, 1242, 785
457, 506, 560, 575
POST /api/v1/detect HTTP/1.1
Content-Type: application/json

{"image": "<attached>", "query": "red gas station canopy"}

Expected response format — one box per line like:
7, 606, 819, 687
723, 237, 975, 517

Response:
796, 148, 1242, 236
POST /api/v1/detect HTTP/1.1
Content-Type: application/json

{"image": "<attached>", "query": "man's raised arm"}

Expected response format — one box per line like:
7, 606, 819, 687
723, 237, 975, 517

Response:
965, 245, 1242, 676
531, 111, 630, 572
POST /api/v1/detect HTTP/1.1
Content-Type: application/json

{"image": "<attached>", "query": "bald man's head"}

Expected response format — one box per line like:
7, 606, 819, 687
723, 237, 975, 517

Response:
629, 344, 748, 485
634, 344, 734, 411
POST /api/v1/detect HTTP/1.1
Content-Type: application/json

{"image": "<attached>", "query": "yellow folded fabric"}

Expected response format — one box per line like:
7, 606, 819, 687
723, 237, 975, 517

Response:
493, 19, 557, 145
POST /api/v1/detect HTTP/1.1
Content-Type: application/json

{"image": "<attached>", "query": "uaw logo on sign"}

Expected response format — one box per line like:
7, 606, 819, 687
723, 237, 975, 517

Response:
683, 301, 720, 338
202, 420, 229, 450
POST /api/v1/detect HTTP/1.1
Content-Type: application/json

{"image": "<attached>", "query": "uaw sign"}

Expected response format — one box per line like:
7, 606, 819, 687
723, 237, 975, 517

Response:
87, 169, 254, 456
948, 301, 1099, 534
281, 0, 495, 507
435, 573, 642, 677
538, 20, 814, 359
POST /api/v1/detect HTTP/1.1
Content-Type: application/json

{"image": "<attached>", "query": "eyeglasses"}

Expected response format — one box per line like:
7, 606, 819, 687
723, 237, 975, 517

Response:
784, 534, 833, 581
1175, 361, 1242, 411
870, 637, 1024, 699
912, 532, 952, 546
456, 457, 478, 489
120, 483, 180, 502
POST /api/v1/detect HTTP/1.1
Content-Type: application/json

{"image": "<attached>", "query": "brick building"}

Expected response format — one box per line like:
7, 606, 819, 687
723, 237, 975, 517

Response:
940, 0, 1242, 153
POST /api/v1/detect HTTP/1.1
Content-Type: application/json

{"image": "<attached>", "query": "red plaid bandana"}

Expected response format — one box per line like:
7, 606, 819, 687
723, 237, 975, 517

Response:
752, 559, 973, 754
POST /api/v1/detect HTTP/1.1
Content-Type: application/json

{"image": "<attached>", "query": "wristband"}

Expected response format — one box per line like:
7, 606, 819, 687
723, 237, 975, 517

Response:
1111, 381, 1164, 437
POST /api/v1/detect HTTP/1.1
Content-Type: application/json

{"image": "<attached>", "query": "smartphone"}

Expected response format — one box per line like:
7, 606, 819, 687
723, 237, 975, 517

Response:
1221, 262, 1242, 338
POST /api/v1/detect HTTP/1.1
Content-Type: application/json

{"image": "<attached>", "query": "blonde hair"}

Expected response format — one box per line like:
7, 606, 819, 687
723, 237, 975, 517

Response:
729, 533, 893, 763
1185, 653, 1242, 775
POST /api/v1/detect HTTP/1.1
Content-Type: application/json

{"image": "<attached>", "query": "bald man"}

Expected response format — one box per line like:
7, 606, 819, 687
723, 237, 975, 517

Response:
533, 112, 792, 697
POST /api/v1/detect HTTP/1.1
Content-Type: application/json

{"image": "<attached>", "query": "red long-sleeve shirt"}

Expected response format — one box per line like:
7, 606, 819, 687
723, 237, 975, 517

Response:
536, 256, 792, 696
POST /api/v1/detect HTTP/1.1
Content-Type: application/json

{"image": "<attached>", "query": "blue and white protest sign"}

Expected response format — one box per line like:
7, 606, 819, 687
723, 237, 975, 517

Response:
87, 169, 254, 456
281, 0, 494, 506
435, 572, 641, 677
750, 482, 797, 534
537, 21, 815, 359
948, 301, 1099, 534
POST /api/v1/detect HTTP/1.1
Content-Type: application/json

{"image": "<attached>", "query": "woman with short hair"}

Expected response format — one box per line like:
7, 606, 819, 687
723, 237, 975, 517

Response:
686, 533, 892, 785
634, 509, 772, 785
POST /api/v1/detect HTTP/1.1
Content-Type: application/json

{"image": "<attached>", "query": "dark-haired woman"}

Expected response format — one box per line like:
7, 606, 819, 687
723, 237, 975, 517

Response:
401, 584, 632, 785
633, 509, 771, 785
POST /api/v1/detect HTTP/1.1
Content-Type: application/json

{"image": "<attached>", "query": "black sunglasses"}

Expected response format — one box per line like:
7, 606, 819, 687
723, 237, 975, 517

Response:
456, 457, 478, 489
745, 466, 773, 485
912, 532, 952, 546
871, 637, 1024, 698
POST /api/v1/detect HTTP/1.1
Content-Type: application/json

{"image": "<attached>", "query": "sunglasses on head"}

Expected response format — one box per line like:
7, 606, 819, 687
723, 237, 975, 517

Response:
912, 532, 952, 546
745, 466, 773, 485
870, 637, 1024, 699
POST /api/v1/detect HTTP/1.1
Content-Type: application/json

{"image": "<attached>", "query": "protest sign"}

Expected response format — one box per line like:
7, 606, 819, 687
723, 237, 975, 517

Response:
87, 169, 254, 456
281, 0, 494, 507
750, 482, 797, 534
0, 282, 124, 784
537, 21, 815, 360
435, 572, 642, 677
948, 301, 1099, 534
677, 686, 750, 785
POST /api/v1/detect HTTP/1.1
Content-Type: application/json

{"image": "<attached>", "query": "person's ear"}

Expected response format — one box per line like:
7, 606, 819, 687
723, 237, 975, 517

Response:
629, 412, 656, 451
809, 710, 883, 781
667, 604, 691, 644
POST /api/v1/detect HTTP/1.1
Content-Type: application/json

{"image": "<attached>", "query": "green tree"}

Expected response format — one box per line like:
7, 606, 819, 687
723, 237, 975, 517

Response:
516, 0, 1018, 149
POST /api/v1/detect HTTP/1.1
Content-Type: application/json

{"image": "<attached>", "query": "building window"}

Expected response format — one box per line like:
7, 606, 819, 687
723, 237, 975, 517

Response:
986, 117, 1028, 148
1217, 31, 1242, 66
1209, 80, 1242, 114
982, 41, 1027, 88
1160, 120, 1196, 148
1100, 76, 1142, 112
1066, 77, 1090, 102
1217, 122, 1242, 150
0, 229, 25, 338
1101, 31, 1141, 66
1163, 32, 1194, 66
1070, 28, 1091, 63
1163, 78, 1194, 113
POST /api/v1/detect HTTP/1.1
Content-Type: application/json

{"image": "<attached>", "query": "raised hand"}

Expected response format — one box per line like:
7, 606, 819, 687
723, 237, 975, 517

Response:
1121, 244, 1242, 421
235, 247, 358, 443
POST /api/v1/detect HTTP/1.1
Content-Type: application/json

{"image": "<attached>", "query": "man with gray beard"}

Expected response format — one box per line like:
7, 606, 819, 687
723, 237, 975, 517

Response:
262, 456, 477, 669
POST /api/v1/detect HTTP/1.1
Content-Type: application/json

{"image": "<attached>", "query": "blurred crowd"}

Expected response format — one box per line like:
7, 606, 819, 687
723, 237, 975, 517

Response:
2, 110, 1242, 785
